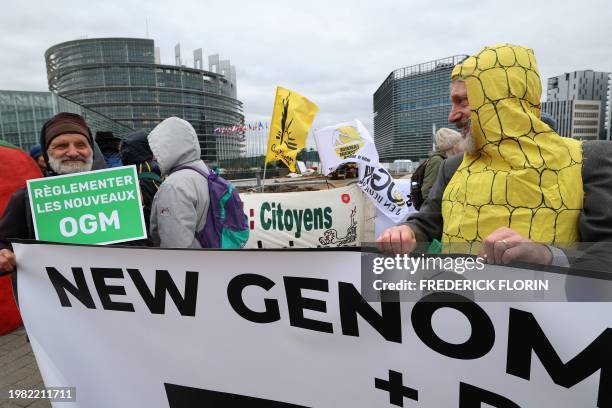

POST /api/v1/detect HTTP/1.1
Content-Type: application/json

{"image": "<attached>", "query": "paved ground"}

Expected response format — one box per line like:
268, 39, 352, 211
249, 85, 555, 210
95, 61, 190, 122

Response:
0, 327, 50, 408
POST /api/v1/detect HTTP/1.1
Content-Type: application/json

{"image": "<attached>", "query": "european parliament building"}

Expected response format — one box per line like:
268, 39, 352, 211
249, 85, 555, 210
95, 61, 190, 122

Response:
373, 55, 468, 162
45, 38, 244, 163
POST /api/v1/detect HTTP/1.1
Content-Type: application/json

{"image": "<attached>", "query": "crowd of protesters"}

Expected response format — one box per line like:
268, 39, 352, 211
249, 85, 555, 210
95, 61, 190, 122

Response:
0, 114, 211, 276
1, 43, 612, 334
0, 114, 212, 334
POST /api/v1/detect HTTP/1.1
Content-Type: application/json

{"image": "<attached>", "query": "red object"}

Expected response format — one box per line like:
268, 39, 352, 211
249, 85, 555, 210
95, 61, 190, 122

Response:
341, 193, 351, 204
0, 144, 42, 335
249, 208, 255, 230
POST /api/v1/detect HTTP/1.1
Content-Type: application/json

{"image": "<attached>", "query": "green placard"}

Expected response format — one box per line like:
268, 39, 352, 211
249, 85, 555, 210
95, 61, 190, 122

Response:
27, 166, 147, 245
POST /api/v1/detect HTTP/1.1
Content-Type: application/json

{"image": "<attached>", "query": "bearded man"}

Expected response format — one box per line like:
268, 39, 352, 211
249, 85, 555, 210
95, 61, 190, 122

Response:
378, 44, 612, 268
0, 113, 98, 274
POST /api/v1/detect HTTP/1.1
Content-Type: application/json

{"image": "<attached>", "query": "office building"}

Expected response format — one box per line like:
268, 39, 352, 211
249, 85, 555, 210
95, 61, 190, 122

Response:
544, 70, 610, 140
0, 90, 132, 151
541, 99, 601, 140
373, 55, 468, 162
45, 38, 244, 163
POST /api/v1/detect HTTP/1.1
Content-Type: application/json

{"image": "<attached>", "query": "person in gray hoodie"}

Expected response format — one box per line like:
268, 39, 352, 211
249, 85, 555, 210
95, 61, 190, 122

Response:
148, 117, 210, 248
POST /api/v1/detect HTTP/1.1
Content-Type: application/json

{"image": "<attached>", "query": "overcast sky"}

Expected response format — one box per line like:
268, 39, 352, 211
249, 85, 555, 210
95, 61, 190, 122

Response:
1, 0, 611, 134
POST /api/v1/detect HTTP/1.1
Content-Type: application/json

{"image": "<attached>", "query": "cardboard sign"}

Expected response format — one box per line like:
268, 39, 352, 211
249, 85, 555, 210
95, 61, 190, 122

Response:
14, 242, 611, 408
27, 166, 146, 245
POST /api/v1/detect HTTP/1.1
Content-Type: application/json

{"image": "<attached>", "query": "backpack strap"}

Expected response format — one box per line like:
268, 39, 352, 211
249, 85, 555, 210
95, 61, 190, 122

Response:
172, 164, 211, 179
138, 171, 162, 182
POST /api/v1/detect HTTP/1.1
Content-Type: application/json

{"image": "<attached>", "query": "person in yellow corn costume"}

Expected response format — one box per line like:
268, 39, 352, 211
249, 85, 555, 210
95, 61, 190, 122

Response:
378, 44, 612, 266
446, 44, 583, 244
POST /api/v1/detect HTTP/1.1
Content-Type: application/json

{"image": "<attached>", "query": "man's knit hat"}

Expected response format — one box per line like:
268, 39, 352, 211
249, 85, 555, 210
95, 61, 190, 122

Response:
43, 112, 92, 149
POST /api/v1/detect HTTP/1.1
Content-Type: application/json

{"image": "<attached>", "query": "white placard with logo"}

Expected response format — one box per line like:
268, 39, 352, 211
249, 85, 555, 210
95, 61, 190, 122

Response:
240, 185, 365, 248
314, 119, 380, 175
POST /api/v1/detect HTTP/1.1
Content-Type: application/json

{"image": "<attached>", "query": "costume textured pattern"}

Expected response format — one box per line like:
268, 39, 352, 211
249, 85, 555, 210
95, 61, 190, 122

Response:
442, 44, 583, 248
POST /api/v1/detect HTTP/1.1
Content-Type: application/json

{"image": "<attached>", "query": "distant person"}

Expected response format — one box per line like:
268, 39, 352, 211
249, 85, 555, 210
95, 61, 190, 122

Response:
95, 131, 123, 168
120, 130, 162, 245
28, 144, 47, 175
147, 117, 210, 248
410, 128, 463, 210
0, 140, 42, 334
422, 128, 464, 199
0, 113, 102, 275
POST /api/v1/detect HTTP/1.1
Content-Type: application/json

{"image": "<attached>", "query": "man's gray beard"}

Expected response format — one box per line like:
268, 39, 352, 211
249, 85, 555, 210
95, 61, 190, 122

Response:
460, 117, 476, 154
463, 131, 476, 154
48, 155, 93, 174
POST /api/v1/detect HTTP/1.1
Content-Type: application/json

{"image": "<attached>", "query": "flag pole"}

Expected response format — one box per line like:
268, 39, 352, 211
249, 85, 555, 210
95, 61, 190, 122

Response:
261, 119, 270, 192
261, 160, 268, 192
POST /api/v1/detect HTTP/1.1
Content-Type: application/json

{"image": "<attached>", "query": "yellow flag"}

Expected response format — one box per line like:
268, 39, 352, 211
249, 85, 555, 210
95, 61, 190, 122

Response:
265, 86, 319, 172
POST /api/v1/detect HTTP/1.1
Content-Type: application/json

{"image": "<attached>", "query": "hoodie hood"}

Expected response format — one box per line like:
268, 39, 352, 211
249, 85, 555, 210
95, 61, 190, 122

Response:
451, 44, 547, 153
441, 44, 583, 247
147, 117, 201, 175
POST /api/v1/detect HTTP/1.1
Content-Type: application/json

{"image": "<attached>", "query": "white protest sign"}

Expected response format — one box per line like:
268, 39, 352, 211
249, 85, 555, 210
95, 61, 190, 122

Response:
358, 163, 411, 223
240, 185, 364, 248
374, 179, 416, 237
314, 119, 379, 175
14, 242, 611, 408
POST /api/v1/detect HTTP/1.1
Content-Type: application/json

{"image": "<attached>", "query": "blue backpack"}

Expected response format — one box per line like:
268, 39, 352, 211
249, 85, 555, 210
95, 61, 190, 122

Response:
173, 165, 249, 248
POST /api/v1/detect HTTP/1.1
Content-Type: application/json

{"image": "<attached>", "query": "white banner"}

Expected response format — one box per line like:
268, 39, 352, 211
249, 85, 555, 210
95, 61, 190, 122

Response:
240, 185, 364, 248
314, 120, 379, 175
358, 164, 411, 223
375, 179, 417, 237
14, 243, 611, 408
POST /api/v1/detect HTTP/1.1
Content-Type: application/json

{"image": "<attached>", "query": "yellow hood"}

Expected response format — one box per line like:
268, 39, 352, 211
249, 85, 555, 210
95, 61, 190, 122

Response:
442, 44, 583, 247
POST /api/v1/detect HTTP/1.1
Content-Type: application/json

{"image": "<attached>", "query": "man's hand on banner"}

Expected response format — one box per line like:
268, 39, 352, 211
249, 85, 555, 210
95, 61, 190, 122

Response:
376, 225, 416, 254
478, 227, 553, 265
0, 249, 16, 275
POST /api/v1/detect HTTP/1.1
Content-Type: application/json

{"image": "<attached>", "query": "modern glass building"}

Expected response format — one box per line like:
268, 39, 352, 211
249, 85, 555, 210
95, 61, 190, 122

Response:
373, 55, 468, 162
0, 90, 133, 151
45, 38, 244, 163
545, 70, 611, 140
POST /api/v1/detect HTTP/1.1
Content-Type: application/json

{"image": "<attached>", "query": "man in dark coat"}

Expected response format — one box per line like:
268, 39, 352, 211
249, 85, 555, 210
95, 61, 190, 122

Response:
0, 112, 103, 275
95, 131, 123, 168
378, 44, 612, 273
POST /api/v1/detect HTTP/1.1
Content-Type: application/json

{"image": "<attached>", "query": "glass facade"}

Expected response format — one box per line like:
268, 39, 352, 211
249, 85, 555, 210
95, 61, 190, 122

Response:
46, 38, 244, 163
373, 55, 468, 162
0, 90, 132, 151
0, 91, 54, 150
